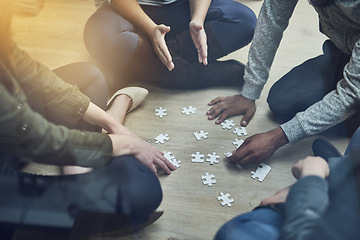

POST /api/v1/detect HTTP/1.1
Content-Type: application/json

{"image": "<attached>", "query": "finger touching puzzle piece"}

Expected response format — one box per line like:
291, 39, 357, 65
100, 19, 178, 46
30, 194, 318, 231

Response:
163, 151, 181, 168
251, 163, 271, 182
233, 139, 244, 148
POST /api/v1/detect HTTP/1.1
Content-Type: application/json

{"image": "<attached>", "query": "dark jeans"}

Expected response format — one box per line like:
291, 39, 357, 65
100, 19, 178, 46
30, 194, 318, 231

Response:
214, 127, 360, 240
0, 62, 162, 238
84, 0, 256, 90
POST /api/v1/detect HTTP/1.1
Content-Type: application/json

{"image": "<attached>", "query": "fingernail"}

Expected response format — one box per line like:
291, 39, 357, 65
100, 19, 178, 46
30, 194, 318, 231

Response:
242, 120, 247, 126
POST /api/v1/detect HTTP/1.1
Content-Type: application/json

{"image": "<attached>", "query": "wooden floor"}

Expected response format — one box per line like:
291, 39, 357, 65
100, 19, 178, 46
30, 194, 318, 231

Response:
12, 0, 350, 239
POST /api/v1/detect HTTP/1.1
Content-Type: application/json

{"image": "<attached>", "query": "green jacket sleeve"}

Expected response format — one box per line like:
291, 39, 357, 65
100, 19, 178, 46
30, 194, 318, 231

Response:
0, 74, 113, 168
11, 43, 90, 127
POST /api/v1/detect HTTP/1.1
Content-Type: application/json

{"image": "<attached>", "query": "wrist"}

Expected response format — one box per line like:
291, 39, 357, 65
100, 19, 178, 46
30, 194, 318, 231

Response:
271, 127, 289, 149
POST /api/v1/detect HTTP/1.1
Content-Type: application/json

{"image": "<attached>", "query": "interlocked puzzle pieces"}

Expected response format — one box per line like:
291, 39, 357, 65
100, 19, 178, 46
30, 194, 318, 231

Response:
233, 139, 244, 148
182, 106, 197, 115
155, 134, 169, 144
191, 152, 205, 163
155, 107, 167, 118
163, 151, 181, 168
221, 120, 235, 130
194, 130, 208, 141
206, 152, 220, 165
251, 163, 271, 182
202, 172, 216, 186
217, 192, 234, 206
233, 127, 248, 137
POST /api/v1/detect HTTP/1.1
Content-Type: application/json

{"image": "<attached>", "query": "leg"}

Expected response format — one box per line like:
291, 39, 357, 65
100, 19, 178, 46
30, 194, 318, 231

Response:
0, 155, 162, 236
215, 207, 283, 240
267, 40, 351, 122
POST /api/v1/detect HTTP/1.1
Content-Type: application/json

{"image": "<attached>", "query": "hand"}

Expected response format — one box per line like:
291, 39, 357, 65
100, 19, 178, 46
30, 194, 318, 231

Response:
149, 24, 174, 71
189, 20, 208, 65
207, 94, 256, 126
227, 127, 289, 165
292, 156, 330, 180
109, 134, 176, 175
259, 186, 291, 206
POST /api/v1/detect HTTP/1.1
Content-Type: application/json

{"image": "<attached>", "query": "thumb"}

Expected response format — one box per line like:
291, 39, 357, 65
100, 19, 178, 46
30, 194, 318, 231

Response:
159, 24, 171, 34
240, 109, 255, 127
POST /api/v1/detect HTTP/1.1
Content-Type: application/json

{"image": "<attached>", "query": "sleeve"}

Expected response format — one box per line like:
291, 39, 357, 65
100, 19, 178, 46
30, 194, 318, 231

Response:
280, 176, 329, 240
241, 0, 299, 100
11, 43, 90, 127
281, 38, 360, 143
0, 83, 113, 168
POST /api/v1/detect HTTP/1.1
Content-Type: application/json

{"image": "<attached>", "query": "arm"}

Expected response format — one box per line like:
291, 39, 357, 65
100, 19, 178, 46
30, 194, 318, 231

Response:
188, 0, 211, 65
207, 0, 299, 125
281, 39, 360, 144
109, 0, 174, 70
281, 156, 330, 240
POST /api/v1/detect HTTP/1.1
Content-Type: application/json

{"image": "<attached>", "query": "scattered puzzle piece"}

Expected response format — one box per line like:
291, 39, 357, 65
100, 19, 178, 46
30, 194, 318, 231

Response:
155, 134, 169, 144
206, 152, 220, 165
155, 107, 167, 118
224, 152, 233, 157
182, 106, 197, 115
191, 152, 205, 163
221, 120, 235, 130
251, 163, 271, 182
233, 139, 244, 148
194, 130, 208, 141
217, 192, 234, 207
163, 151, 181, 168
202, 173, 216, 186
233, 127, 248, 137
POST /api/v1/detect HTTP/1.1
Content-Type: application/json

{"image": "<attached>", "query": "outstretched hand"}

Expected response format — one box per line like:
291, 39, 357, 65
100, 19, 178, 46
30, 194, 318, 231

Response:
207, 94, 256, 126
150, 24, 174, 71
227, 127, 289, 165
189, 20, 208, 65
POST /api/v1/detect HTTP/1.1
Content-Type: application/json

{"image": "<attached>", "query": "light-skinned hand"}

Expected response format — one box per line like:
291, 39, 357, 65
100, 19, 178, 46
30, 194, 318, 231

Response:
150, 24, 174, 71
189, 20, 208, 65
292, 156, 330, 180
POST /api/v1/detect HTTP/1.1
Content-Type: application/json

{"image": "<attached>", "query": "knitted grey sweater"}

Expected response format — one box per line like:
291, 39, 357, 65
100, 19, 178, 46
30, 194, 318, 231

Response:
242, 0, 360, 143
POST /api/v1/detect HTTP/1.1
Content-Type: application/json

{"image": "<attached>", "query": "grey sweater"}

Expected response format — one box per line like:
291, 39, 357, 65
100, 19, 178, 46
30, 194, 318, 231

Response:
242, 0, 360, 143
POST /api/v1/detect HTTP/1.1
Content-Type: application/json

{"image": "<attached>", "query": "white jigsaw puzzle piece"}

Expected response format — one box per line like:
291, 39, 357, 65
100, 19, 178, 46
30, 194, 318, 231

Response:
182, 106, 197, 115
221, 120, 235, 130
163, 151, 181, 168
206, 152, 220, 165
224, 152, 233, 157
251, 163, 271, 182
233, 139, 244, 148
233, 127, 248, 137
155, 107, 167, 118
191, 152, 205, 163
217, 192, 234, 206
202, 172, 216, 186
155, 134, 169, 144
194, 130, 208, 141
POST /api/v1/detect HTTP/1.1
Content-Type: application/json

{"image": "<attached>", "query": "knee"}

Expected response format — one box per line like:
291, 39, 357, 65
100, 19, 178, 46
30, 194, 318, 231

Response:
267, 81, 296, 122
110, 156, 163, 217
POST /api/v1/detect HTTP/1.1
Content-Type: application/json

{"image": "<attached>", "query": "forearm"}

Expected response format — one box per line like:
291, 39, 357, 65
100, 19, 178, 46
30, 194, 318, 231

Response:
82, 102, 137, 137
109, 0, 157, 38
281, 176, 329, 240
189, 0, 211, 24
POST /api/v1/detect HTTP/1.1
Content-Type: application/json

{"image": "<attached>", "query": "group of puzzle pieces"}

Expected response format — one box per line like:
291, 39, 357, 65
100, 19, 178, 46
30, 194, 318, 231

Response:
153, 106, 272, 207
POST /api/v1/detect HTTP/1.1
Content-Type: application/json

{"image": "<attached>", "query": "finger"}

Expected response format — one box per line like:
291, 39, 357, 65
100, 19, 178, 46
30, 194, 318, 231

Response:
215, 112, 230, 124
208, 97, 225, 106
154, 158, 172, 175
240, 108, 255, 127
228, 144, 249, 163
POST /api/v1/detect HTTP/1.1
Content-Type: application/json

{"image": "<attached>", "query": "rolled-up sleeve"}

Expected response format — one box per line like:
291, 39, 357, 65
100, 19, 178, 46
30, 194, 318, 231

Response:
11, 43, 90, 126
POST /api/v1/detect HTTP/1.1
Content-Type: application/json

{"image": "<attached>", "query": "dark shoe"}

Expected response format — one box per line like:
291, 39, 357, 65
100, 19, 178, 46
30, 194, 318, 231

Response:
312, 138, 342, 161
